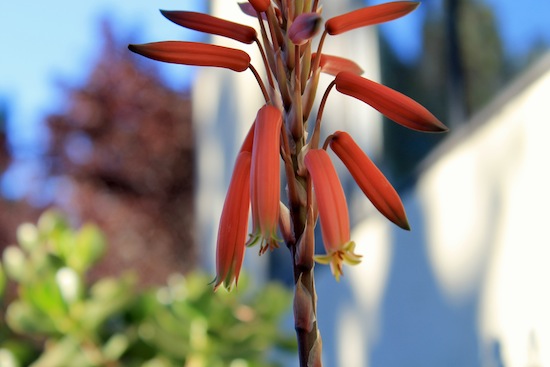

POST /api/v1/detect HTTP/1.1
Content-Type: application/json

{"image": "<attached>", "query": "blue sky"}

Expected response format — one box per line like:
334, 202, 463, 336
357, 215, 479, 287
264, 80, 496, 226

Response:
1, 0, 549, 199
0, 0, 205, 199
0, 1, 203, 153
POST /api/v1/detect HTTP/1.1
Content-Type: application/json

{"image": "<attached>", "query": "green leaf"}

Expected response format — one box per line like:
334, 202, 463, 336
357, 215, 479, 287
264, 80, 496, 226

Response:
68, 224, 105, 274
21, 276, 68, 321
16, 223, 39, 252
29, 336, 80, 367
0, 348, 20, 367
81, 274, 136, 331
36, 210, 69, 238
103, 333, 130, 361
2, 246, 28, 282
5, 301, 57, 335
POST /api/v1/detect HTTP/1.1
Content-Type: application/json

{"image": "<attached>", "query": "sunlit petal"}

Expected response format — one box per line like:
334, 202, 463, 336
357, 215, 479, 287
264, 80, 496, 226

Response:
305, 149, 361, 280
312, 53, 364, 76
325, 1, 419, 35
248, 0, 271, 13
160, 10, 257, 44
330, 131, 410, 230
335, 71, 448, 132
249, 105, 282, 253
128, 41, 251, 72
214, 152, 252, 290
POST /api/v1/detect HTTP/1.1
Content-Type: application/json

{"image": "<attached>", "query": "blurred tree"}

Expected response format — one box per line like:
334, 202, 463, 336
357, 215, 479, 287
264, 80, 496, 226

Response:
45, 21, 196, 285
381, 0, 506, 185
0, 101, 39, 251
457, 0, 506, 116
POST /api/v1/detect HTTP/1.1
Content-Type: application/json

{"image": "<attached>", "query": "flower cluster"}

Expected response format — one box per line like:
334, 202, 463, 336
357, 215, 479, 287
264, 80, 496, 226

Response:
129, 1, 447, 289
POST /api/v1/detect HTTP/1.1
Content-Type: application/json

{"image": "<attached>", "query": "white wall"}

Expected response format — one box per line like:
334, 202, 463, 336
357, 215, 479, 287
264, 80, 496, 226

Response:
316, 53, 550, 366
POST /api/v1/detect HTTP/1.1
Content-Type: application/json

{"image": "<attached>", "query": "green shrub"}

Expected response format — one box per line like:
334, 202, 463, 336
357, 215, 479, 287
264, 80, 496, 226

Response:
0, 210, 295, 367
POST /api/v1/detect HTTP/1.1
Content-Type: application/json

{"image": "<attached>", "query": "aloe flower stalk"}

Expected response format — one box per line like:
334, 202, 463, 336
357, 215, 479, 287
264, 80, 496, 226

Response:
129, 1, 446, 365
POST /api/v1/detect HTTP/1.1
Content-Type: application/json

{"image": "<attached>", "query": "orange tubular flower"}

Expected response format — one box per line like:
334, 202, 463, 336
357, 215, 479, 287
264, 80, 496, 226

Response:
128, 41, 251, 72
325, 1, 419, 35
335, 71, 448, 132
329, 131, 410, 230
248, 105, 283, 253
304, 149, 361, 281
214, 152, 252, 291
160, 10, 257, 44
248, 0, 270, 12
312, 53, 364, 76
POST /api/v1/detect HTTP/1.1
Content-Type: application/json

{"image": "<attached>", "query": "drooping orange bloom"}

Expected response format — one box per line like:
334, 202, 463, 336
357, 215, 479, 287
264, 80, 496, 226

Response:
335, 71, 448, 132
304, 149, 361, 281
248, 105, 283, 253
329, 131, 410, 230
128, 41, 251, 72
160, 10, 257, 44
214, 152, 252, 291
312, 53, 364, 76
325, 1, 419, 35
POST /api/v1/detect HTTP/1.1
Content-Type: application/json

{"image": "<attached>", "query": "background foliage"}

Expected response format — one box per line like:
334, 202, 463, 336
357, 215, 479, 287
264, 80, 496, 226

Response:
0, 210, 296, 367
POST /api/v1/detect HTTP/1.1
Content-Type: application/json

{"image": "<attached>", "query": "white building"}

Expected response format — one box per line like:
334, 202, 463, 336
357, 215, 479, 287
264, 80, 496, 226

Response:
315, 52, 550, 366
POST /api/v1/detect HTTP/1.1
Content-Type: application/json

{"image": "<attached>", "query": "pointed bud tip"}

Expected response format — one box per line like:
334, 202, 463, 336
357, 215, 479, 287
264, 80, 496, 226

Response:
398, 217, 411, 231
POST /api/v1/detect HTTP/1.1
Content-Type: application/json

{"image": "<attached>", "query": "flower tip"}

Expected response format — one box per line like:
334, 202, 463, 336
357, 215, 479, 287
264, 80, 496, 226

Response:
128, 44, 139, 53
398, 216, 411, 231
434, 120, 450, 133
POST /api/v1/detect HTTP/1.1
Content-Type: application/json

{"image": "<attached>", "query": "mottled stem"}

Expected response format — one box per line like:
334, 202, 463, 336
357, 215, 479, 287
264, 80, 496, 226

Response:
292, 245, 322, 367
289, 168, 322, 366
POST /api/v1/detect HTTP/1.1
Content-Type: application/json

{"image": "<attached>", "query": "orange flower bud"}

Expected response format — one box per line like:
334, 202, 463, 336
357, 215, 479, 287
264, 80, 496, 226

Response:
304, 149, 361, 281
248, 0, 271, 13
160, 10, 257, 44
248, 105, 282, 253
312, 53, 364, 76
214, 152, 252, 291
329, 131, 410, 230
325, 1, 419, 35
335, 71, 448, 132
128, 41, 251, 72
288, 12, 323, 45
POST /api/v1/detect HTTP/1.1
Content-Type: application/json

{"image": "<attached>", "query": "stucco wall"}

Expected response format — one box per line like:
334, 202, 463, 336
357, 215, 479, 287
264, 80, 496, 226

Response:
315, 53, 550, 366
